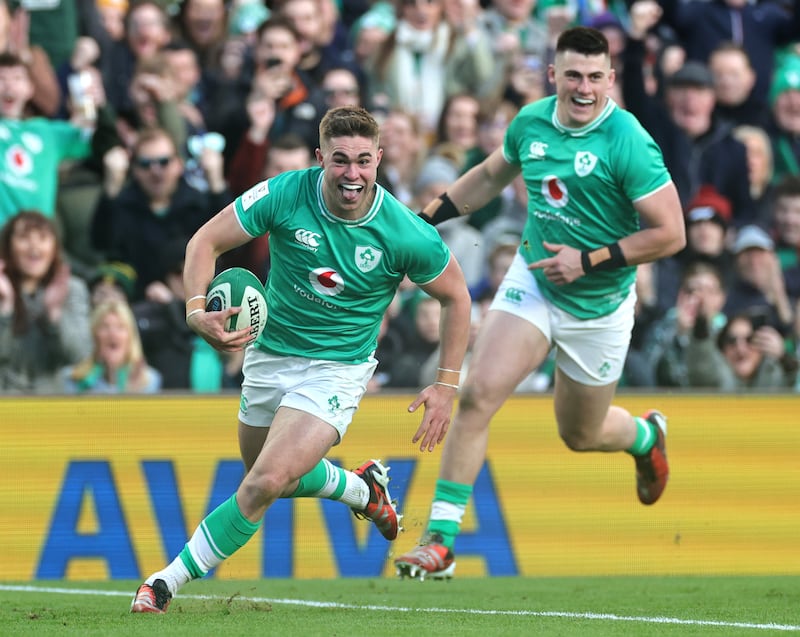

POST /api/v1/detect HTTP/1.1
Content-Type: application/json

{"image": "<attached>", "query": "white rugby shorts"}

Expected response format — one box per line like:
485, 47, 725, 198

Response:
489, 253, 636, 386
238, 347, 378, 442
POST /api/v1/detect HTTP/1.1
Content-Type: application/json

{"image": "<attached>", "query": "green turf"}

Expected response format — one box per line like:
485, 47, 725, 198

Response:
1, 576, 798, 636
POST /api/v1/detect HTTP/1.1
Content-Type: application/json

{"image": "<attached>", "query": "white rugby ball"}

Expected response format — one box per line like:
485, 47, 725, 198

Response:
205, 267, 267, 340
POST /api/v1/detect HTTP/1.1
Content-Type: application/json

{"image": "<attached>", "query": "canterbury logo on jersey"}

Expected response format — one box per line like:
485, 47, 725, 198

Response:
294, 228, 321, 250
528, 141, 548, 159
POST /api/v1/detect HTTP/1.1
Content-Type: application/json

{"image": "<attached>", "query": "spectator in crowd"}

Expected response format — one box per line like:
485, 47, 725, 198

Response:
173, 0, 229, 76
654, 184, 735, 312
320, 65, 364, 110
88, 260, 136, 308
709, 42, 768, 129
433, 93, 480, 159
277, 0, 353, 88
383, 290, 443, 388
771, 176, 800, 271
96, 0, 128, 45
162, 39, 228, 193
163, 38, 214, 142
414, 151, 483, 289
0, 0, 60, 117
51, 35, 108, 276
767, 54, 800, 184
132, 237, 242, 391
62, 297, 162, 394
651, 0, 800, 101
644, 261, 729, 387
468, 235, 519, 301
461, 99, 520, 230
687, 310, 798, 390
216, 1, 269, 85
0, 210, 91, 393
0, 52, 97, 229
624, 2, 756, 226
504, 46, 549, 107
101, 0, 172, 120
732, 124, 776, 226
376, 108, 426, 207
475, 0, 548, 104
90, 127, 230, 300
365, 0, 494, 140
724, 224, 795, 336
219, 16, 328, 163
20, 0, 84, 71
347, 0, 394, 73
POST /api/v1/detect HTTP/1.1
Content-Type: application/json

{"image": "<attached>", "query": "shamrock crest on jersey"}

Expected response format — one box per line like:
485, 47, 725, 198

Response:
355, 245, 383, 273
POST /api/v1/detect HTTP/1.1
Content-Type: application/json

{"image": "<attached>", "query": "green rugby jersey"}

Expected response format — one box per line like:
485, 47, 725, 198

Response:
0, 118, 91, 227
504, 96, 671, 319
234, 167, 450, 362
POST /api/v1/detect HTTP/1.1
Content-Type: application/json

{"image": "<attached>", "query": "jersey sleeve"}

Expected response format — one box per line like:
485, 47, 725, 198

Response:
50, 121, 92, 161
234, 171, 295, 237
612, 113, 672, 202
399, 214, 452, 286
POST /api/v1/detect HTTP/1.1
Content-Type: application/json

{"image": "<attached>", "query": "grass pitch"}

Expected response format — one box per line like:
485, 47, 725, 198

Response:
1, 575, 798, 636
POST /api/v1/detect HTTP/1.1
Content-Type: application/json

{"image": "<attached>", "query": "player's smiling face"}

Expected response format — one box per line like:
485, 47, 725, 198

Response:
550, 50, 614, 128
317, 135, 382, 220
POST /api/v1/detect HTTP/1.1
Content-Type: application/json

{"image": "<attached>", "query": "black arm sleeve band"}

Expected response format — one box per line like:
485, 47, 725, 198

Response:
580, 242, 627, 273
419, 192, 459, 226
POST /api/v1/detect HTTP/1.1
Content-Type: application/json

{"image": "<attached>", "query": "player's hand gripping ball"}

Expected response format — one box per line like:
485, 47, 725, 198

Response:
206, 267, 267, 340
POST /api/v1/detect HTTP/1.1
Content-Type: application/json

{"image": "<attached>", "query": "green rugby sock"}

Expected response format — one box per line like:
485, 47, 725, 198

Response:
291, 459, 347, 499
627, 417, 657, 456
427, 479, 473, 549
290, 458, 368, 509
179, 493, 261, 579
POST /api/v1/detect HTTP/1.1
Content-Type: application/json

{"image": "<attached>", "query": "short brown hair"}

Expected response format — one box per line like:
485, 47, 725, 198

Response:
319, 106, 380, 147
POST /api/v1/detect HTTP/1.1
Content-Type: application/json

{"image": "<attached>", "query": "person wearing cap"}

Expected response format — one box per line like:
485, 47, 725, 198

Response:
766, 54, 800, 183
624, 3, 756, 227
653, 184, 736, 312
724, 224, 794, 336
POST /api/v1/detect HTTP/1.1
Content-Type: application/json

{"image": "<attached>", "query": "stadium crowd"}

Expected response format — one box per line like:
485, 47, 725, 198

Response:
0, 0, 799, 394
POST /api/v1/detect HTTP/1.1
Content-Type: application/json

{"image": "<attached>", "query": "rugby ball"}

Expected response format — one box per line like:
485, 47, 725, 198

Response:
205, 267, 267, 340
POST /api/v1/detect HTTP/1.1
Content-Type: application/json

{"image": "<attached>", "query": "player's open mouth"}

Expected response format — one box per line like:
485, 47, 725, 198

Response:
573, 96, 594, 106
340, 184, 363, 202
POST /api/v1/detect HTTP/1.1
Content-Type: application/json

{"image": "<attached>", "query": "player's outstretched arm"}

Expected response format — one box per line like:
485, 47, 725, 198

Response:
419, 147, 520, 225
407, 256, 472, 452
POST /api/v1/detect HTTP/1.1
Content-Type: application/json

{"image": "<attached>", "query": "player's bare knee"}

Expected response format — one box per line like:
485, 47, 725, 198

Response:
459, 378, 501, 416
559, 428, 600, 452
241, 469, 287, 504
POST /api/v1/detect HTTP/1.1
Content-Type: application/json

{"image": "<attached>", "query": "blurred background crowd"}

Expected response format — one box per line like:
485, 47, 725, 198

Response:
0, 0, 799, 395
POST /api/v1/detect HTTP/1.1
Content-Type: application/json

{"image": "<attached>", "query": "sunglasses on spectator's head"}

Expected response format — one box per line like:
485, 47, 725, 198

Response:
134, 155, 173, 169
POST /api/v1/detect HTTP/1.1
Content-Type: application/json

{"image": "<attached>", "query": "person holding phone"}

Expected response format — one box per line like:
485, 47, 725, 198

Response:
686, 311, 798, 389
217, 14, 328, 181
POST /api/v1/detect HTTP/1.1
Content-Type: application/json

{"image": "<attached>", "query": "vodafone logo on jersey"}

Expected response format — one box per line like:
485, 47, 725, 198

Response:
541, 175, 569, 209
310, 267, 344, 296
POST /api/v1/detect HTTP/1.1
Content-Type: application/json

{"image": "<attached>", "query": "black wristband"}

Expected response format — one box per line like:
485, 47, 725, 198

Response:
580, 242, 627, 273
419, 192, 459, 226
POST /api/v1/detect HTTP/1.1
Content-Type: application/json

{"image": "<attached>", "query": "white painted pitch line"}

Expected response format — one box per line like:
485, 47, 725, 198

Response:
1, 584, 798, 632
